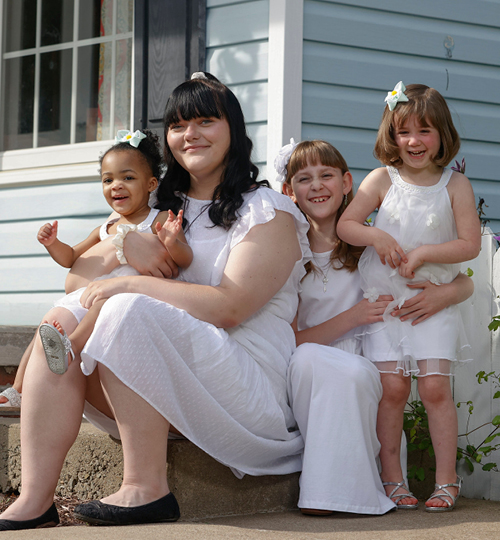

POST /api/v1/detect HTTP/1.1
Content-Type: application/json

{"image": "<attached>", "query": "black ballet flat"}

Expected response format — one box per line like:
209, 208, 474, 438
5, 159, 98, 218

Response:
0, 503, 59, 530
73, 491, 180, 526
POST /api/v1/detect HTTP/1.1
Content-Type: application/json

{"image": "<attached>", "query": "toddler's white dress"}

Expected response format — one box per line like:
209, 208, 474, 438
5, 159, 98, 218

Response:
287, 251, 395, 514
81, 188, 310, 477
358, 166, 472, 376
53, 208, 160, 323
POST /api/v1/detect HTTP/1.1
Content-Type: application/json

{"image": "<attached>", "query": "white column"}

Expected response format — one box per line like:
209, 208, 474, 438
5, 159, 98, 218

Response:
266, 0, 303, 189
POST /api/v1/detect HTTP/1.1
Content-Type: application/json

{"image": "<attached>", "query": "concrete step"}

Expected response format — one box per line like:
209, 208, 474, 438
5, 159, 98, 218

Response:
0, 326, 35, 368
0, 419, 300, 520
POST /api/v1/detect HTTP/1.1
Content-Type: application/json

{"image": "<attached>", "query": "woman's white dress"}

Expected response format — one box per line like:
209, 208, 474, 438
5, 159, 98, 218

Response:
358, 166, 471, 376
81, 188, 310, 477
288, 252, 395, 514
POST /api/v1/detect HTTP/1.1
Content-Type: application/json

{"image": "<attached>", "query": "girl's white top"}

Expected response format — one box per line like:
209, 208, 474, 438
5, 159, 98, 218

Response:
81, 187, 311, 477
358, 166, 471, 376
297, 251, 363, 355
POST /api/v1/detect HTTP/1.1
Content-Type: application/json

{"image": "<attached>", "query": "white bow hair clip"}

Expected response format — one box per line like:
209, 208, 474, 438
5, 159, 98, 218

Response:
274, 138, 298, 184
384, 81, 409, 111
115, 130, 147, 148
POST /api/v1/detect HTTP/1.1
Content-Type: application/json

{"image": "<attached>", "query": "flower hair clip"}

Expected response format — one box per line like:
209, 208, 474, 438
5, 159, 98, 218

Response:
274, 138, 298, 184
191, 72, 208, 81
115, 130, 147, 148
384, 81, 409, 111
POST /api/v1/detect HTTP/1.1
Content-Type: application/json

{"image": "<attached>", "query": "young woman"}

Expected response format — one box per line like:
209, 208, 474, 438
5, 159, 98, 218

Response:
0, 73, 309, 530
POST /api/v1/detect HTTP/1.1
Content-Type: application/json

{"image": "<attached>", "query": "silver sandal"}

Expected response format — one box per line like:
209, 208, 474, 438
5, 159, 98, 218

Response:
39, 323, 75, 375
425, 476, 462, 512
0, 387, 22, 408
383, 480, 419, 509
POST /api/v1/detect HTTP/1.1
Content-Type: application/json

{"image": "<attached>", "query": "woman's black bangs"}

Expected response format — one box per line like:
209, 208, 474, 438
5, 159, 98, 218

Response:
164, 82, 224, 126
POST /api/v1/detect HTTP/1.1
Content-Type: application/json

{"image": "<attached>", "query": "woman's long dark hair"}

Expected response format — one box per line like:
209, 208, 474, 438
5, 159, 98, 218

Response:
155, 73, 269, 229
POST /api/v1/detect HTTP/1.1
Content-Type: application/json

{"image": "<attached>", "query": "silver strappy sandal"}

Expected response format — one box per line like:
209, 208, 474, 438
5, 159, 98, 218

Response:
39, 323, 75, 375
383, 480, 419, 509
425, 476, 462, 512
0, 387, 22, 408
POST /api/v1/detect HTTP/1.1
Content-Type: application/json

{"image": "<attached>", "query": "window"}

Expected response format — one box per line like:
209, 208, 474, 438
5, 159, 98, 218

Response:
0, 0, 133, 152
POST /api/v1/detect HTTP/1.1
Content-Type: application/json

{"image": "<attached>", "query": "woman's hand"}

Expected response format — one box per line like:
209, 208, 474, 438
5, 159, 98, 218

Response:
80, 277, 131, 309
372, 229, 408, 269
123, 231, 179, 279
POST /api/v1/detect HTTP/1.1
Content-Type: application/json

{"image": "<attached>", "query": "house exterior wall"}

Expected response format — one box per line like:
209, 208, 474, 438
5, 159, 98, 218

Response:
1, 0, 499, 325
301, 0, 500, 233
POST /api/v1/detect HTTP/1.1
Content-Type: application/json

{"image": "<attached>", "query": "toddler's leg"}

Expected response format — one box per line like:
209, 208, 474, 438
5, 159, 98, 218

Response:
418, 372, 459, 509
0, 335, 34, 406
377, 372, 417, 507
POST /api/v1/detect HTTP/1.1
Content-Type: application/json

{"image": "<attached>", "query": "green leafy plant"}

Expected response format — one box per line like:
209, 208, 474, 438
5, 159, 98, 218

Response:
404, 397, 434, 481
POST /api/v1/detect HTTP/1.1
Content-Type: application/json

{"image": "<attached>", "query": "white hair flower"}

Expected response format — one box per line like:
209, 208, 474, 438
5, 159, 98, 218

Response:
115, 130, 147, 148
363, 287, 380, 303
191, 72, 208, 81
274, 138, 298, 184
384, 81, 409, 111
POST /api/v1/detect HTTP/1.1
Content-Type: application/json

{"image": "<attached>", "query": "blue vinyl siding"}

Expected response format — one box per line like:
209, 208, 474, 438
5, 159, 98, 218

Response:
206, 0, 269, 170
302, 0, 500, 233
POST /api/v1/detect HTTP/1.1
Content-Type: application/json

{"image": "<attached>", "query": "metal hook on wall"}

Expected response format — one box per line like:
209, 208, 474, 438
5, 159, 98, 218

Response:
444, 35, 454, 59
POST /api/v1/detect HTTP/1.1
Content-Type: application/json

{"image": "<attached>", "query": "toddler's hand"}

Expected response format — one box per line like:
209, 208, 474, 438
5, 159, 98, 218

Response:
156, 210, 183, 248
37, 221, 58, 246
372, 230, 407, 269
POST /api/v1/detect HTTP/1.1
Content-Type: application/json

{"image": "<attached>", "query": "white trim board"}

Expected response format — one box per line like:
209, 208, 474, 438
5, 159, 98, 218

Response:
266, 0, 303, 190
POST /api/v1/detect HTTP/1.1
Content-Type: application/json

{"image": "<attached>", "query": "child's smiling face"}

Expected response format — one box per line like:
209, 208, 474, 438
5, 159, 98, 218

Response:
394, 115, 442, 174
284, 161, 352, 226
101, 149, 157, 219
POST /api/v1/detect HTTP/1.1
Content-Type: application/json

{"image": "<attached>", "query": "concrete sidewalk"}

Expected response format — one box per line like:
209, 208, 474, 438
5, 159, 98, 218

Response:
3, 498, 500, 540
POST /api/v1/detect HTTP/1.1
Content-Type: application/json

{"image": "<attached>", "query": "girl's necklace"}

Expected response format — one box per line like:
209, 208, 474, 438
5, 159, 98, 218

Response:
312, 255, 331, 293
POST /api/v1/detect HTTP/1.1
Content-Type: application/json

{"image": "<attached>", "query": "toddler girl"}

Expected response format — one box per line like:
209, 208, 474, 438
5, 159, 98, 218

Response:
338, 82, 481, 511
38, 129, 192, 374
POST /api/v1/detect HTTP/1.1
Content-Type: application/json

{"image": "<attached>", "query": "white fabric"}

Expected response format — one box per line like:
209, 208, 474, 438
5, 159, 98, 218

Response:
297, 252, 363, 355
99, 207, 160, 240
358, 167, 472, 376
288, 254, 395, 514
82, 188, 311, 477
54, 209, 160, 323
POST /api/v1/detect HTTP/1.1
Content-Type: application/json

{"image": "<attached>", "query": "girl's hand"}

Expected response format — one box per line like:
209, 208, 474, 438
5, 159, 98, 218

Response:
399, 246, 425, 279
372, 229, 407, 269
391, 280, 447, 325
80, 277, 131, 309
350, 295, 393, 325
37, 221, 58, 246
156, 209, 183, 248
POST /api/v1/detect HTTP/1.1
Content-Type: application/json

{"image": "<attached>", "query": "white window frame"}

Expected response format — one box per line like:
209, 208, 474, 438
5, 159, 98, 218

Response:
0, 0, 134, 188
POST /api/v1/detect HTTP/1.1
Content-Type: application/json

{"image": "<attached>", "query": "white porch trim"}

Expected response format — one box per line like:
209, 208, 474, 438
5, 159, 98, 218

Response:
266, 0, 303, 189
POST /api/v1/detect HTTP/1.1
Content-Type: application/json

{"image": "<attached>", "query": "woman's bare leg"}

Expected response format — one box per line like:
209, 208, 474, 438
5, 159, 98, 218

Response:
97, 365, 170, 506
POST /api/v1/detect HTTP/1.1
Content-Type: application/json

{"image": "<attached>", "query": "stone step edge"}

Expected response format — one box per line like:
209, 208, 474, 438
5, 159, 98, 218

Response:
0, 420, 300, 521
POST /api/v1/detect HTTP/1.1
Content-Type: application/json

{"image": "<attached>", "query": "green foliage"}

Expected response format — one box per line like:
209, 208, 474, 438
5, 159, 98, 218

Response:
466, 267, 474, 277
489, 316, 500, 332
405, 370, 500, 480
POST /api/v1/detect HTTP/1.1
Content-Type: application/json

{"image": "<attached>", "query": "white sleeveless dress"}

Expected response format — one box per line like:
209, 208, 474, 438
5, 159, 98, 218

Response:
53, 208, 160, 323
358, 167, 472, 376
81, 188, 310, 477
287, 252, 395, 514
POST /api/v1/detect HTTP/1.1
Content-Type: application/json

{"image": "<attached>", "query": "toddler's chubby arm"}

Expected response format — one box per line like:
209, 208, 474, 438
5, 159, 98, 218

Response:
398, 172, 481, 279
154, 210, 193, 269
37, 221, 101, 268
337, 168, 407, 269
